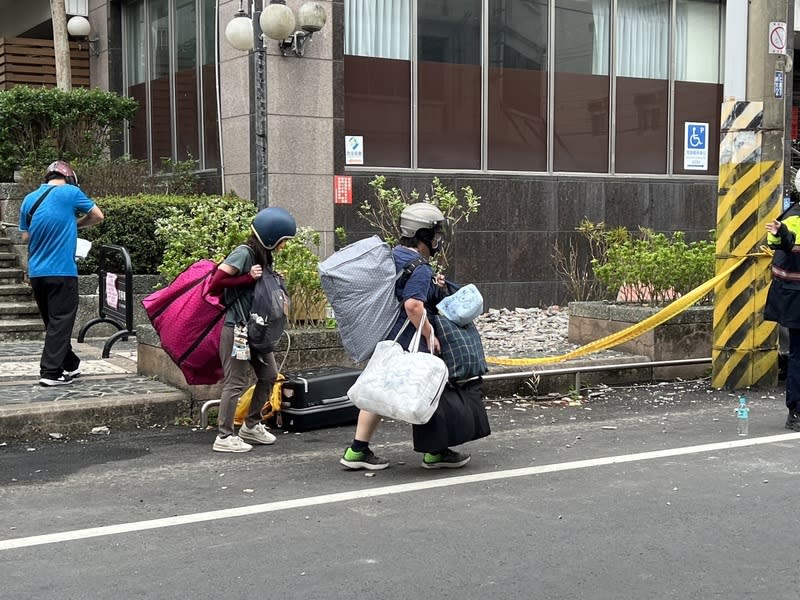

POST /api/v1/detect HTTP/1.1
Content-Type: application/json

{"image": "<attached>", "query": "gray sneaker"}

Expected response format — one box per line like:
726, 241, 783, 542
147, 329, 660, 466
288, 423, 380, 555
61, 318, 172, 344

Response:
340, 447, 389, 470
239, 422, 276, 445
212, 435, 253, 453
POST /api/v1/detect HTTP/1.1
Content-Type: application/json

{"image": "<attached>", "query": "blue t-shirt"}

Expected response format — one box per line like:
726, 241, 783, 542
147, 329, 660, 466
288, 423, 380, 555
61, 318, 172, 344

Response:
19, 183, 95, 278
388, 246, 437, 350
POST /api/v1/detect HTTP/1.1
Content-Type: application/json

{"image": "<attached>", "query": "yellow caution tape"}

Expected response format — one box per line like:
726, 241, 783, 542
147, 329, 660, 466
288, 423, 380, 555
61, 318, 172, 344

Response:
486, 252, 767, 367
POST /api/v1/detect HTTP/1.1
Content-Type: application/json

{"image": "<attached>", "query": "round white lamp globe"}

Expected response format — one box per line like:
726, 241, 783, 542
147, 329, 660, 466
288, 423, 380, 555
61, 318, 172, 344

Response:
225, 14, 255, 51
260, 1, 295, 41
67, 16, 91, 37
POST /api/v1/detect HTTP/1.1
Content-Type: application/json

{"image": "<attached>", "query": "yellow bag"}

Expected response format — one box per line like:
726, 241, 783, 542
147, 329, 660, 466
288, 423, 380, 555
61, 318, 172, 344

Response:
234, 374, 286, 426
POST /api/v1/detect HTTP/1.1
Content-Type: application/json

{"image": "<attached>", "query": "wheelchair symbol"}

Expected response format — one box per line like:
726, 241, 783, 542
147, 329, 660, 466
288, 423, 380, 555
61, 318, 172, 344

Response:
688, 126, 705, 149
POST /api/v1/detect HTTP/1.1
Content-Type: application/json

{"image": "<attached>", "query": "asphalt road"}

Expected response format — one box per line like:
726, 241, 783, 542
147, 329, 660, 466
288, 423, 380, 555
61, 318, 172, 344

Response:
1, 379, 798, 600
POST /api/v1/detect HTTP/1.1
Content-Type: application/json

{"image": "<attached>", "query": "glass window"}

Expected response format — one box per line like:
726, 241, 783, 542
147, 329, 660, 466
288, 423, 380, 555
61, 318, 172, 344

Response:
673, 0, 723, 174
553, 0, 609, 172
149, 0, 172, 168
124, 0, 219, 172
418, 0, 482, 169
174, 0, 198, 162
614, 0, 669, 174
126, 0, 148, 162
344, 0, 411, 167
487, 0, 548, 171
202, 0, 220, 169
345, 0, 410, 59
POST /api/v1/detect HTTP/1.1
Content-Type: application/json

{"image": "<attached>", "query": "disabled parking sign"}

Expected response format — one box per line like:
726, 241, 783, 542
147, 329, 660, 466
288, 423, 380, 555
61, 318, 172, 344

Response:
684, 122, 709, 171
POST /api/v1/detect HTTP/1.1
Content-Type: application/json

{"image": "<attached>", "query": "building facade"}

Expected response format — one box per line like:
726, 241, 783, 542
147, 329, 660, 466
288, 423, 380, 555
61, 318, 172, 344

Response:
0, 0, 793, 308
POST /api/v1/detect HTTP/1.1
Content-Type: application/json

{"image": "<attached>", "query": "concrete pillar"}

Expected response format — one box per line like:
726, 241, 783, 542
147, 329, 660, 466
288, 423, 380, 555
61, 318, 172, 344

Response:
711, 0, 790, 389
218, 0, 336, 253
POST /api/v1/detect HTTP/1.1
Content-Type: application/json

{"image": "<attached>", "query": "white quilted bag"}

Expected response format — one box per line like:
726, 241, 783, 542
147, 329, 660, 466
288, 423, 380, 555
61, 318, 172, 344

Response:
436, 283, 484, 326
347, 315, 448, 425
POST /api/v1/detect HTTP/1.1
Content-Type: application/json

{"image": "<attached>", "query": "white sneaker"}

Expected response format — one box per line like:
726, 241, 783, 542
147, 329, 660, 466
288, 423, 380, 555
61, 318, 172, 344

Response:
212, 435, 253, 453
238, 422, 276, 445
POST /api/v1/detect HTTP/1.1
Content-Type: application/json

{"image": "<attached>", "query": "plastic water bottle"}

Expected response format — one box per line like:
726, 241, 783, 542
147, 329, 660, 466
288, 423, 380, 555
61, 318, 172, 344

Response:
736, 395, 749, 436
324, 303, 337, 329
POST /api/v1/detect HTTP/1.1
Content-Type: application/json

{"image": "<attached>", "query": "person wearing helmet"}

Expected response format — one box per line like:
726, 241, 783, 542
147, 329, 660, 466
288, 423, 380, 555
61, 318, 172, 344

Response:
340, 202, 471, 470
208, 206, 296, 453
19, 160, 104, 386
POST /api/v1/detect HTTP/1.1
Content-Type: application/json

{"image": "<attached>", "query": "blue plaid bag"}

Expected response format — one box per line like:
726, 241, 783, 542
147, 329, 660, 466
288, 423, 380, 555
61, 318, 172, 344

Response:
433, 314, 488, 380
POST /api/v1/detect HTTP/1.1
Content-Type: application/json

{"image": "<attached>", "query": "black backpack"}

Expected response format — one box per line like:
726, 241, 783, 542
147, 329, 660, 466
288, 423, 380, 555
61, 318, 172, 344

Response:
247, 267, 288, 354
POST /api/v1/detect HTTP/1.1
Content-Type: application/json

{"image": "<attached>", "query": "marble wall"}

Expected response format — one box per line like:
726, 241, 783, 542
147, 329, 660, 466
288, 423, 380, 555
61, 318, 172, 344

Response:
335, 174, 718, 309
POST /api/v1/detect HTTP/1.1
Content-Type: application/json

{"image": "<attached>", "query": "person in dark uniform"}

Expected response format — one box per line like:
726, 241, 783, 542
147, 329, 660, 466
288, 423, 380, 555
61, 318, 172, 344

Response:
765, 200, 800, 430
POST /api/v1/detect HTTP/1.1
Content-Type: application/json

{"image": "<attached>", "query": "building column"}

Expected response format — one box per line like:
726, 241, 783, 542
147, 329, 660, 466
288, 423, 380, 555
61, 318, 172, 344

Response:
712, 0, 791, 389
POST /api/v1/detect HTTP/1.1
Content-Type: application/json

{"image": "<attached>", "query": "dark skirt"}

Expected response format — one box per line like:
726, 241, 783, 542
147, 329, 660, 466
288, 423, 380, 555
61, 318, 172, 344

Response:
412, 378, 491, 453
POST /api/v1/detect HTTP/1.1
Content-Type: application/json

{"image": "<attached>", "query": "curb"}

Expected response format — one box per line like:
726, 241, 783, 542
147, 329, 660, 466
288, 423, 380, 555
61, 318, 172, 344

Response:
0, 388, 190, 440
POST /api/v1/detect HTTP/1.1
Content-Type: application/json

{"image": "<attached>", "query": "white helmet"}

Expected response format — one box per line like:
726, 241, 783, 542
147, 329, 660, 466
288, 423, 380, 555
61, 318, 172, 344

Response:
399, 203, 445, 238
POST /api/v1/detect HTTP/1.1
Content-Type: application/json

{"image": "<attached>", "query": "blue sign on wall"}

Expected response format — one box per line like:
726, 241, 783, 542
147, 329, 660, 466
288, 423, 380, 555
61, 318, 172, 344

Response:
684, 122, 709, 170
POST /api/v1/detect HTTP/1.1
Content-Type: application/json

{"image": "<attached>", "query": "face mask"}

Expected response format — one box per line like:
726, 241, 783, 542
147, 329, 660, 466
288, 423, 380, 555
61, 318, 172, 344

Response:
429, 234, 443, 255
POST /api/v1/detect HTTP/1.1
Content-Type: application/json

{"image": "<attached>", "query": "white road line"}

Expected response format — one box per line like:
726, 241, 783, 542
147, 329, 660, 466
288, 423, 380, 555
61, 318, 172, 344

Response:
2, 432, 799, 551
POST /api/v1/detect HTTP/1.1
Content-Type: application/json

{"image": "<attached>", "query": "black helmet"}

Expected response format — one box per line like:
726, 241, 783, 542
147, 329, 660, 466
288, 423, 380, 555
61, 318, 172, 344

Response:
45, 160, 78, 185
251, 206, 297, 249
399, 203, 445, 238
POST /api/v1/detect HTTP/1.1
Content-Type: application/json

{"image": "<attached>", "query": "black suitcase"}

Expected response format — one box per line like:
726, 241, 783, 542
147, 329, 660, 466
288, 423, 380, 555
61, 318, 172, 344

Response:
276, 366, 362, 432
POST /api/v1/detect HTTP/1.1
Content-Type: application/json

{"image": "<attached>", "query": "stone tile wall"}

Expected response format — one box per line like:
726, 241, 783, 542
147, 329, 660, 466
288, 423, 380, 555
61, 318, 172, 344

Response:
336, 174, 718, 309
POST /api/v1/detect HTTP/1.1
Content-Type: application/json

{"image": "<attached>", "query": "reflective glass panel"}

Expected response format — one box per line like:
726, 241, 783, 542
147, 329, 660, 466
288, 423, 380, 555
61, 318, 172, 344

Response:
487, 0, 548, 171
553, 0, 610, 172
344, 0, 411, 167
418, 0, 482, 169
614, 0, 669, 173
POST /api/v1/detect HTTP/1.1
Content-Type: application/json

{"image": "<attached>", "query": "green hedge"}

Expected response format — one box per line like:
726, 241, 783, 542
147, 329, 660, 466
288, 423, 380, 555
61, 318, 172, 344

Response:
78, 195, 199, 275
0, 86, 137, 179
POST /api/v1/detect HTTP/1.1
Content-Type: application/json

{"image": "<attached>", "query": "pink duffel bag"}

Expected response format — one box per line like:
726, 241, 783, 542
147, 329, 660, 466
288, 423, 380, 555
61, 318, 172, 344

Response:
142, 259, 226, 385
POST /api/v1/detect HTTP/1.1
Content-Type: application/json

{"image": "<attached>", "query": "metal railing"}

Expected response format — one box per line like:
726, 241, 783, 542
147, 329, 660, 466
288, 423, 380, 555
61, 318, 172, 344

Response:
482, 357, 712, 392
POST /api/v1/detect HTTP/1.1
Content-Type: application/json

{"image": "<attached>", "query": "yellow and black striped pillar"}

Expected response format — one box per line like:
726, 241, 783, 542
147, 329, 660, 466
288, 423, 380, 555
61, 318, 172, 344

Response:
712, 100, 782, 390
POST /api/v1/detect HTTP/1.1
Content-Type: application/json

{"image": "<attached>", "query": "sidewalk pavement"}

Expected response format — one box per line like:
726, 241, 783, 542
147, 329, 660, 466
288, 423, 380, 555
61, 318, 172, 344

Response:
0, 338, 189, 440
0, 335, 654, 441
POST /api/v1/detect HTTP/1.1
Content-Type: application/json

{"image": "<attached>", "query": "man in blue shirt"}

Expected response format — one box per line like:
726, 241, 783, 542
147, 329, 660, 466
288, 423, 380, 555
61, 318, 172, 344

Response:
19, 161, 104, 386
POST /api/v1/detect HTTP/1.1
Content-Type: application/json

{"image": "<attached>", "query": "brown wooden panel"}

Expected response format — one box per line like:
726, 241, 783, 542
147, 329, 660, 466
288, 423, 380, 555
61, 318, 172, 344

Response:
0, 36, 90, 89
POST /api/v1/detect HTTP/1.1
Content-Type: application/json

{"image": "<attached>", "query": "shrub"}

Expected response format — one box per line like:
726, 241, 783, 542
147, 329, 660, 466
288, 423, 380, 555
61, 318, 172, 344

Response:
154, 197, 328, 328
552, 219, 628, 302
17, 156, 202, 199
154, 195, 257, 281
78, 194, 199, 275
591, 228, 715, 306
357, 175, 480, 271
274, 228, 327, 328
0, 86, 137, 178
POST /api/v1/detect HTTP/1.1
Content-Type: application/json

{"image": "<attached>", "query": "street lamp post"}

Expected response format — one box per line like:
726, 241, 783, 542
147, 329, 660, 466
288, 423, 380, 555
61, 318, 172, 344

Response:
224, 0, 327, 209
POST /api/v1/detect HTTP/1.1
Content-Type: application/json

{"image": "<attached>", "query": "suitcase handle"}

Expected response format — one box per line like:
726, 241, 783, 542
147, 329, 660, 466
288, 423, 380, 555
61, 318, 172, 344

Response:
322, 395, 349, 405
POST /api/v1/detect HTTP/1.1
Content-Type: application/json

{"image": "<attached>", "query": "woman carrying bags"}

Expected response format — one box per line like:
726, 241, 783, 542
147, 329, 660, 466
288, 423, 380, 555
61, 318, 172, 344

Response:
208, 207, 296, 453
340, 203, 490, 470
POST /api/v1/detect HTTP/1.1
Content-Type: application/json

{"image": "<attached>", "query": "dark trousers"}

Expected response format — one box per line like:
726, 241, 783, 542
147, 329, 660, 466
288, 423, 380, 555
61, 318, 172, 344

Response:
787, 328, 800, 413
30, 276, 80, 379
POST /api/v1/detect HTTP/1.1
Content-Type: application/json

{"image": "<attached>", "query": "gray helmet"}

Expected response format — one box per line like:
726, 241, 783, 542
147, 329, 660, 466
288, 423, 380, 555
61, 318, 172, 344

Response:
399, 203, 445, 238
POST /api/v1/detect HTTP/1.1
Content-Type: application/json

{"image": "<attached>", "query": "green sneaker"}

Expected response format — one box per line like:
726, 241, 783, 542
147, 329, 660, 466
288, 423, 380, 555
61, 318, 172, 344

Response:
339, 447, 389, 470
422, 449, 471, 469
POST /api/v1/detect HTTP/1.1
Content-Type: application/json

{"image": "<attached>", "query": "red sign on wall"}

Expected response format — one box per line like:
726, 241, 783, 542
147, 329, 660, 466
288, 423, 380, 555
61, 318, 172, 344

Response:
334, 175, 353, 204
